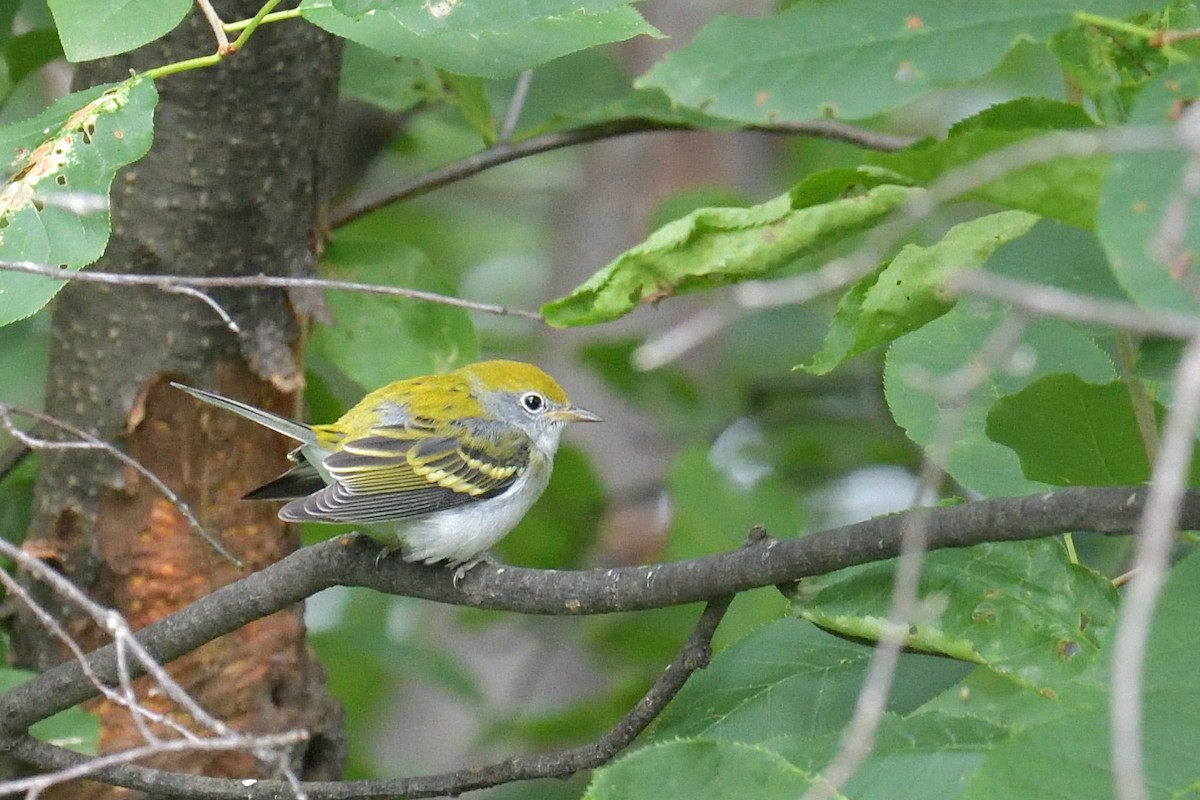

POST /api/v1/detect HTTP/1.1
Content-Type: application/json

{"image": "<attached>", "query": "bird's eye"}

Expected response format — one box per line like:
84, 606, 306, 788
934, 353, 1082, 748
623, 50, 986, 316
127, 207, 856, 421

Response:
521, 392, 546, 413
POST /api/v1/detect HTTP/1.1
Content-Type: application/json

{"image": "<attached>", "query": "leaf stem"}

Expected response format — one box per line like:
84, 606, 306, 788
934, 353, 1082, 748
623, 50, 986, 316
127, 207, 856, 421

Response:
141, 0, 288, 81
223, 7, 301, 33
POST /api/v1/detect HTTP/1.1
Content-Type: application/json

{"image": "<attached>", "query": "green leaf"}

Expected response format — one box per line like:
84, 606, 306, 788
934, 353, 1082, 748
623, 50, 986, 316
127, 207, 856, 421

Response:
299, 0, 661, 79
985, 217, 1127, 300
5, 29, 65, 91
792, 539, 1119, 691
46, 0, 191, 62
637, 0, 1158, 123
0, 667, 98, 753
439, 71, 495, 142
767, 713, 1008, 800
1098, 65, 1200, 314
338, 43, 444, 113
308, 237, 479, 392
543, 172, 919, 327
805, 210, 1038, 375
884, 305, 1116, 497
649, 618, 969, 743
869, 100, 1104, 228
986, 375, 1159, 486
0, 77, 158, 326
586, 739, 814, 800
960, 549, 1200, 800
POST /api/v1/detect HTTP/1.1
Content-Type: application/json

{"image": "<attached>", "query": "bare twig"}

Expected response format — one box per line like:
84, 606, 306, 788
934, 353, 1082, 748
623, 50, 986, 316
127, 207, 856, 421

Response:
498, 70, 533, 143
193, 0, 231, 55
803, 315, 1029, 800
0, 535, 309, 797
7, 597, 732, 799
0, 260, 542, 321
0, 404, 241, 568
1111, 336, 1200, 800
331, 118, 915, 229
950, 271, 1200, 339
4, 730, 307, 799
160, 284, 241, 334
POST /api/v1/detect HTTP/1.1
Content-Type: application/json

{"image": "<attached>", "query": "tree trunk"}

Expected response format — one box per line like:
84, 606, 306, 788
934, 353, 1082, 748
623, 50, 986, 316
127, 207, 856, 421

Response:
7, 3, 345, 795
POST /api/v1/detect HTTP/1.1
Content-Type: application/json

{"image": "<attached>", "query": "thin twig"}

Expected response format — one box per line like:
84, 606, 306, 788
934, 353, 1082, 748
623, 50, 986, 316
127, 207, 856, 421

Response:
0, 260, 542, 322
193, 0, 231, 55
0, 535, 308, 796
3, 730, 307, 798
1111, 334, 1200, 800
498, 70, 533, 143
160, 284, 241, 334
0, 567, 197, 743
7, 597, 732, 799
0, 404, 241, 568
331, 118, 915, 229
948, 271, 1200, 339
802, 315, 1029, 800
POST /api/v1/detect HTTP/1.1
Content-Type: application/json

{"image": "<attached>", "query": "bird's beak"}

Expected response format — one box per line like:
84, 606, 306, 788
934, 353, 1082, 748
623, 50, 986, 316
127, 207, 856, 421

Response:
556, 405, 602, 423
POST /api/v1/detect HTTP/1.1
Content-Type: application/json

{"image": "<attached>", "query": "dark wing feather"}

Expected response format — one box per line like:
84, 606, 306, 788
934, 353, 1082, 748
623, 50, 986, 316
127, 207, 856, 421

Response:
243, 462, 325, 500
278, 420, 530, 524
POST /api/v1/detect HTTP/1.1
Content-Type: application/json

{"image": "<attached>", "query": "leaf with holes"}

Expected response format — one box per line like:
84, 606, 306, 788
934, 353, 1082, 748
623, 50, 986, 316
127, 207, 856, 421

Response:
543, 170, 919, 327
0, 77, 157, 327
792, 539, 1119, 691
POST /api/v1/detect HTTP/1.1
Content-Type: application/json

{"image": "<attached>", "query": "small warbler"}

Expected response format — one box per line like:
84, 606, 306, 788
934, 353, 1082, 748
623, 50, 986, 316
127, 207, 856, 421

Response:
173, 360, 600, 575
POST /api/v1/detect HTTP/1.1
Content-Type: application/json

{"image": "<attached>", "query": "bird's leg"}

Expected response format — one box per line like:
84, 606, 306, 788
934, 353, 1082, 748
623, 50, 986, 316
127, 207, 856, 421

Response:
451, 552, 496, 587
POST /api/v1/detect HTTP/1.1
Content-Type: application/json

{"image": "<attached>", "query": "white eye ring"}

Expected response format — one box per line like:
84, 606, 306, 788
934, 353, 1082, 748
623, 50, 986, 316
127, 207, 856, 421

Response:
520, 392, 546, 414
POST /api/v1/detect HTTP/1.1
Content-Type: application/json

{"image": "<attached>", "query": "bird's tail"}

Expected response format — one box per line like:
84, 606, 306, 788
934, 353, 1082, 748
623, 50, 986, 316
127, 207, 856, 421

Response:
170, 382, 316, 444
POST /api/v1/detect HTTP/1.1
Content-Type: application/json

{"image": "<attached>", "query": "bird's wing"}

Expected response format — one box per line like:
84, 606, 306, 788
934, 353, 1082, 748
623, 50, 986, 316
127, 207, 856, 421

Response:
278, 420, 530, 523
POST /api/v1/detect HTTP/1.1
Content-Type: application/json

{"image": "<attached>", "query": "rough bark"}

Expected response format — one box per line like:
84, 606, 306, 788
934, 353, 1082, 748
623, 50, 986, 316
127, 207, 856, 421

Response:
6, 3, 345, 796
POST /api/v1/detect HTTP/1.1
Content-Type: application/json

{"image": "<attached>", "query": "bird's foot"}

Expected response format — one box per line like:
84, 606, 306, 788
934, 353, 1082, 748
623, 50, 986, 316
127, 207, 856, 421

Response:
451, 552, 495, 588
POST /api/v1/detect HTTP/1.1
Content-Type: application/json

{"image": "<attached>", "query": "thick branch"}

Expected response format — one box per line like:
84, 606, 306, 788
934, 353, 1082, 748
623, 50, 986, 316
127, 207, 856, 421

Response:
0, 486, 1183, 744
6, 597, 733, 799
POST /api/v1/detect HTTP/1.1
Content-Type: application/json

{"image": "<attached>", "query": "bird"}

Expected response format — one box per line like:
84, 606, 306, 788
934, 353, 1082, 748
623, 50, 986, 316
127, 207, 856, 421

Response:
172, 360, 600, 578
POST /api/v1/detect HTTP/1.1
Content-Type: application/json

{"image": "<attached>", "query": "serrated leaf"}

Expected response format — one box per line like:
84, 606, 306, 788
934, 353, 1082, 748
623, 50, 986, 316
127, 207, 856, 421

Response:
299, 0, 661, 79
339, 43, 444, 113
639, 0, 1164, 123
767, 713, 1007, 800
308, 237, 478, 392
649, 618, 968, 743
805, 210, 1038, 375
959, 549, 1200, 800
986, 374, 1162, 486
47, 0, 191, 62
792, 540, 1119, 691
586, 739, 814, 800
0, 77, 157, 326
1098, 65, 1200, 314
543, 172, 919, 327
869, 99, 1104, 229
884, 305, 1116, 497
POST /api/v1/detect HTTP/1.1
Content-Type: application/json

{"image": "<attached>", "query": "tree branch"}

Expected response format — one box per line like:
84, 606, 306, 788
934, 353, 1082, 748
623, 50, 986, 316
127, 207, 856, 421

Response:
0, 485, 1185, 746
6, 596, 733, 799
330, 118, 916, 229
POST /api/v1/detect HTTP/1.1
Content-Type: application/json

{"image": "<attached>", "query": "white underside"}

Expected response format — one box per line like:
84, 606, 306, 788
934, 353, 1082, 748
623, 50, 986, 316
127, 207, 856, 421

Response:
373, 459, 553, 566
